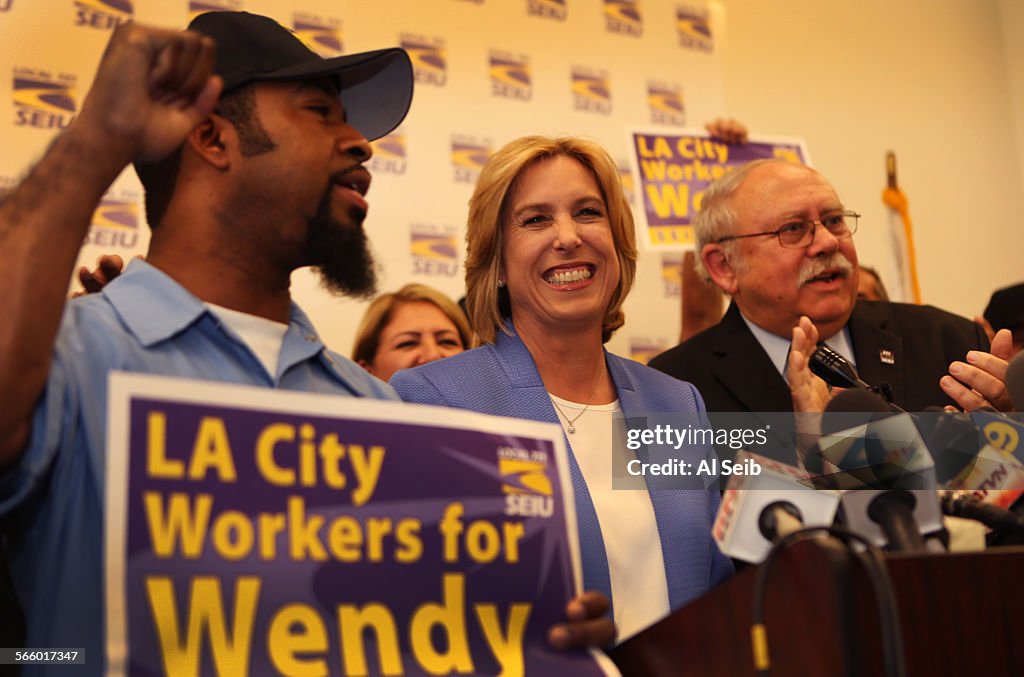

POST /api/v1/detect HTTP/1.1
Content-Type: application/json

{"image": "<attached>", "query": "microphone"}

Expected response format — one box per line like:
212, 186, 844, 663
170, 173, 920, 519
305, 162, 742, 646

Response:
970, 408, 1024, 466
919, 405, 1024, 499
809, 344, 905, 410
806, 390, 943, 551
757, 501, 805, 543
804, 389, 899, 478
941, 491, 1024, 537
950, 409, 1024, 510
929, 407, 1024, 510
712, 451, 841, 564
917, 409, 1024, 542
916, 408, 988, 487
809, 343, 872, 390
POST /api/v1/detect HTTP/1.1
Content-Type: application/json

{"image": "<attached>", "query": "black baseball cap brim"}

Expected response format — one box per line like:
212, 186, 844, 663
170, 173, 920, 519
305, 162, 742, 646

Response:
188, 11, 413, 141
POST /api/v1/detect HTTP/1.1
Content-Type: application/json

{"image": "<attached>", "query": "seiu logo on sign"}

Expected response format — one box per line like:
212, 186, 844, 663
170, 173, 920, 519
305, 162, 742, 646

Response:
83, 196, 139, 249
677, 6, 713, 52
293, 14, 343, 57
74, 0, 132, 30
368, 131, 408, 175
571, 70, 611, 114
489, 53, 531, 101
604, 0, 642, 37
648, 84, 686, 126
451, 138, 491, 184
498, 446, 553, 518
13, 68, 76, 129
402, 35, 447, 87
527, 0, 566, 21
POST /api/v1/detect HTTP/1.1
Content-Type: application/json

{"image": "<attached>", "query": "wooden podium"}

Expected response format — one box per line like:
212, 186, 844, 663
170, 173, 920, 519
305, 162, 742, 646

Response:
609, 542, 1024, 676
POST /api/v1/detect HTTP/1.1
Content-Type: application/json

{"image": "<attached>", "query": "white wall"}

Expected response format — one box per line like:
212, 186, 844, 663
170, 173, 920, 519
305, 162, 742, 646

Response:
1000, 0, 1024, 204
719, 0, 1023, 320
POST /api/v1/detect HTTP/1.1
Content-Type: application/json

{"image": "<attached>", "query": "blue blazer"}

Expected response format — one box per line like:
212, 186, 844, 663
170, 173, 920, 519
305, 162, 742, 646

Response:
390, 323, 733, 621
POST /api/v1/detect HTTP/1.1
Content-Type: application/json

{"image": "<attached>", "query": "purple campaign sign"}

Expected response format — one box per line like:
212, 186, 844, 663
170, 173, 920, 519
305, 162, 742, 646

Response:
105, 374, 608, 677
628, 129, 809, 250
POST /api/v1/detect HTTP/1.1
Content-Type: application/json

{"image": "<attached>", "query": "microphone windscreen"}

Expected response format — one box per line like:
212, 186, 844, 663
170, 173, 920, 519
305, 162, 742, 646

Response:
822, 388, 897, 437
915, 411, 987, 486
802, 391, 895, 477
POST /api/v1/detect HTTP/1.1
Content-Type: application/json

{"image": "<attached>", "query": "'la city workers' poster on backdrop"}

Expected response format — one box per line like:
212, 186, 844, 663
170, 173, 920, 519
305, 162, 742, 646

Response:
628, 128, 810, 251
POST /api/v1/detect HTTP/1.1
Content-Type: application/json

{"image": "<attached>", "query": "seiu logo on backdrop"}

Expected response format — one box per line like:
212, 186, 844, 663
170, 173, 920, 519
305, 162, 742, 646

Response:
402, 34, 447, 87
489, 51, 531, 101
676, 5, 714, 52
527, 0, 566, 21
368, 129, 408, 176
74, 0, 132, 30
661, 253, 683, 298
188, 0, 241, 22
293, 13, 343, 57
451, 136, 491, 184
630, 338, 669, 365
648, 82, 686, 126
604, 0, 642, 37
83, 193, 139, 249
409, 224, 459, 277
571, 67, 611, 115
13, 67, 76, 130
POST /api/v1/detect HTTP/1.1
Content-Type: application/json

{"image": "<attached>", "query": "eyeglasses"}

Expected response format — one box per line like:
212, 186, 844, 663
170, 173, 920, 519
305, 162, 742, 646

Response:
714, 210, 860, 249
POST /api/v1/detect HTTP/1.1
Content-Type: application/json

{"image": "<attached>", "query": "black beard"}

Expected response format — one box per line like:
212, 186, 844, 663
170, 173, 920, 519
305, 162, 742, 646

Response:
304, 185, 377, 298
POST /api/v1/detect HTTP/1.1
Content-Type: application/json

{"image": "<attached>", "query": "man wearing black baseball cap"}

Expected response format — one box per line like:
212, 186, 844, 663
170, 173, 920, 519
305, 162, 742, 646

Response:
188, 11, 412, 142
0, 13, 610, 671
133, 11, 414, 301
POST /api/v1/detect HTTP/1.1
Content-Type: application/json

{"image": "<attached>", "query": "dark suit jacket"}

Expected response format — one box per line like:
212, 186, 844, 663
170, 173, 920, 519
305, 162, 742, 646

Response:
648, 301, 989, 460
650, 300, 988, 413
390, 322, 733, 622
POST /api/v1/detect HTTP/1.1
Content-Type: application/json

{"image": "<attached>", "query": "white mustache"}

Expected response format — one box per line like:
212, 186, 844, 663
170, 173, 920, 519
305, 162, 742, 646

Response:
797, 253, 854, 286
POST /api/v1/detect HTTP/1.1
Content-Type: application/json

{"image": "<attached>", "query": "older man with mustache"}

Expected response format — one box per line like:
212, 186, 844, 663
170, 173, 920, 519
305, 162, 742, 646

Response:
649, 160, 1014, 442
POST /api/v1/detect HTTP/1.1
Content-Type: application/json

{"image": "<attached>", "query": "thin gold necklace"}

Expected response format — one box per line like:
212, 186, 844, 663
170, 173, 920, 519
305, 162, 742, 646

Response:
551, 372, 603, 434
551, 398, 587, 434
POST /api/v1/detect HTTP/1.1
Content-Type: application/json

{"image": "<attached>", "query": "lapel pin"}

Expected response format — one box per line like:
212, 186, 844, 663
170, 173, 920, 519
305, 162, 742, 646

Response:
879, 349, 895, 365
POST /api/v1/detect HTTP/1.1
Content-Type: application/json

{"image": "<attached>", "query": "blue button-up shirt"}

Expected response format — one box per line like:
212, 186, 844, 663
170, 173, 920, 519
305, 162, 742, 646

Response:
0, 260, 396, 673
